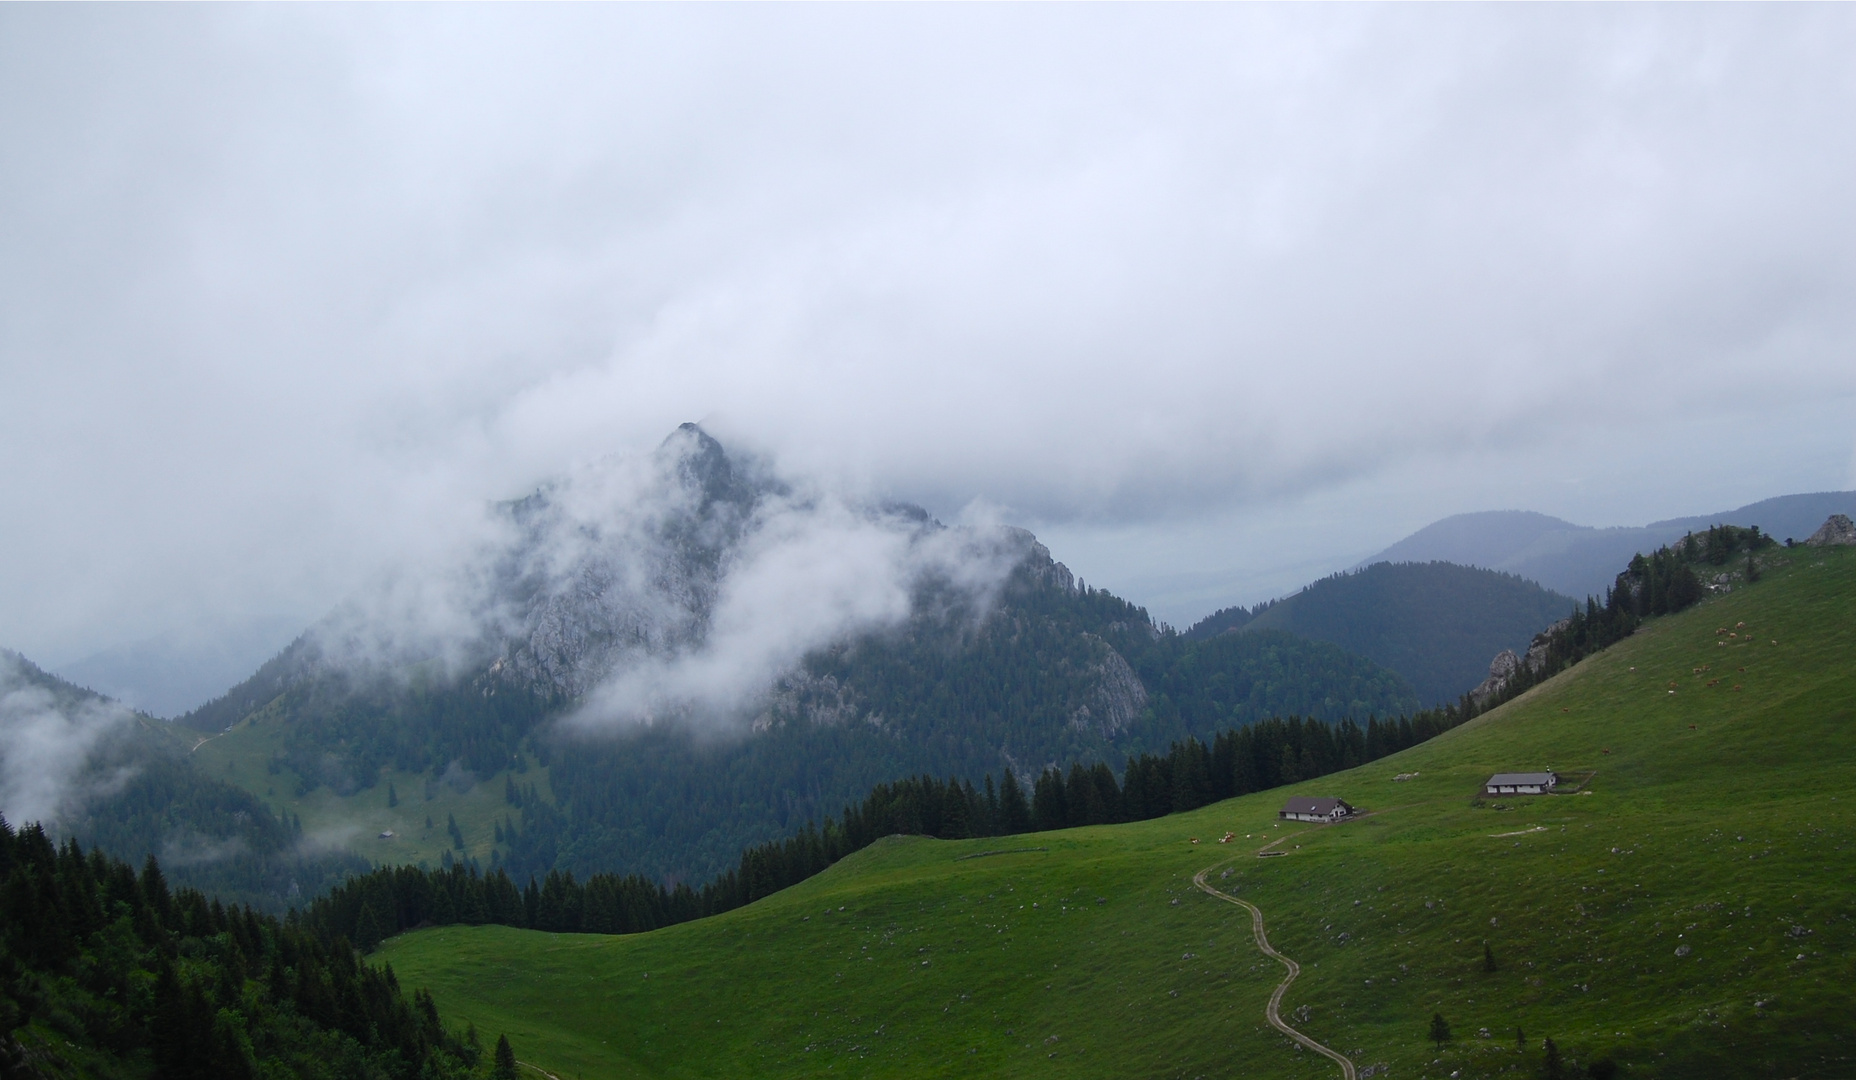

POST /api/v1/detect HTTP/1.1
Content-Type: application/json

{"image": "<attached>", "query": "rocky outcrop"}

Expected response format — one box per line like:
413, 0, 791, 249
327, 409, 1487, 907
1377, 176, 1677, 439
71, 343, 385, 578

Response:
1467, 617, 1567, 707
1468, 649, 1522, 708
1525, 619, 1566, 670
1067, 634, 1148, 738
1805, 514, 1856, 547
493, 425, 754, 699
1004, 527, 1077, 593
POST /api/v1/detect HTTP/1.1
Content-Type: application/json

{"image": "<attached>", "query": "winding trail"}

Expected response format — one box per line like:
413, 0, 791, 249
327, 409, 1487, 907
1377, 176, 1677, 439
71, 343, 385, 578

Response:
1194, 865, 1356, 1080
518, 1061, 563, 1080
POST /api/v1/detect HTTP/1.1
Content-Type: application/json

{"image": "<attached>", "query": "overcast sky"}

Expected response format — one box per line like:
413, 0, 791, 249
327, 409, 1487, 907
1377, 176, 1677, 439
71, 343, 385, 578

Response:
4, 5, 1854, 700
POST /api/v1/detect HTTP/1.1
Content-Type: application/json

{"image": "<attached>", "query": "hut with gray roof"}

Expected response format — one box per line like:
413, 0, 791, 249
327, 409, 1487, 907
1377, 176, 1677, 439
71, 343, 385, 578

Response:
1278, 796, 1356, 823
1484, 771, 1558, 795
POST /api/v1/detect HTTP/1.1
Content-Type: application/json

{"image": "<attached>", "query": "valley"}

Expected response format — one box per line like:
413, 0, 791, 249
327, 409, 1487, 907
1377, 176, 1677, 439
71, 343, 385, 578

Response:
376, 543, 1856, 1079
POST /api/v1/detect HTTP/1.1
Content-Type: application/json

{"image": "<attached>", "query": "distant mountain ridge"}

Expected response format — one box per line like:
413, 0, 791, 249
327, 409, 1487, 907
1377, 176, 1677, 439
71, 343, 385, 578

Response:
1362, 491, 1856, 599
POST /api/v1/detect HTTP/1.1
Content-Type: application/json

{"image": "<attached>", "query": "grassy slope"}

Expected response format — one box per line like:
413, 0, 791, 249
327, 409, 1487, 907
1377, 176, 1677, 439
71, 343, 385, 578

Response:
379, 546, 1856, 1080
192, 706, 552, 870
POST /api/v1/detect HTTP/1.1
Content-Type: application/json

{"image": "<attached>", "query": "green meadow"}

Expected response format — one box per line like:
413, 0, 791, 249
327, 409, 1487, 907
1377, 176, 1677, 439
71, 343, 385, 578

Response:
380, 545, 1856, 1079
193, 703, 553, 870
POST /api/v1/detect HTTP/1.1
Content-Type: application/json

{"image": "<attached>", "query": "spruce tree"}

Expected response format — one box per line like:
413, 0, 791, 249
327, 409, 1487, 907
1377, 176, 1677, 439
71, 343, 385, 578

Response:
999, 769, 1032, 834
355, 898, 387, 953
492, 1034, 519, 1080
387, 781, 398, 808
1278, 743, 1302, 785
1483, 941, 1496, 972
1032, 768, 1067, 832
1544, 1037, 1564, 1079
1429, 1012, 1452, 1049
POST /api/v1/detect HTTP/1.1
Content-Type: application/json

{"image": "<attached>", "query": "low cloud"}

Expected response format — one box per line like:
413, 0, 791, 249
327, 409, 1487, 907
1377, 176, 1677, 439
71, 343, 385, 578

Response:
298, 429, 1026, 735
159, 829, 250, 868
6, 7, 1853, 680
298, 822, 367, 856
570, 490, 1024, 732
0, 654, 136, 827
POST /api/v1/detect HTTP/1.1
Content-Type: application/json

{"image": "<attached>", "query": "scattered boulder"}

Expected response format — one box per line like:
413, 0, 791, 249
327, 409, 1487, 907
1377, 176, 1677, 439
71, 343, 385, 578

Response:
1805, 514, 1856, 547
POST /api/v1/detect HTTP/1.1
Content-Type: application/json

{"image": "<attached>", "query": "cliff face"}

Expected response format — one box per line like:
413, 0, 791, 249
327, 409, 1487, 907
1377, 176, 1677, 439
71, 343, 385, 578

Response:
1068, 633, 1148, 739
1467, 618, 1566, 708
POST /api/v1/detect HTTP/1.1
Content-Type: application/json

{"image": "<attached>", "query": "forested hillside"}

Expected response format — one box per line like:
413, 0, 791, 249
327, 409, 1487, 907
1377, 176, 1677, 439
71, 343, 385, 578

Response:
0, 817, 483, 1078
228, 554, 1419, 886
1210, 560, 1576, 706
309, 709, 1467, 950
0, 651, 366, 911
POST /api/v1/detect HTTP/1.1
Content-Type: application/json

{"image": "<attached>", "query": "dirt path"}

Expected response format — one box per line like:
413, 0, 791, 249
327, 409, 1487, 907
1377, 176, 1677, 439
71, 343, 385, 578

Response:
518, 1061, 564, 1080
188, 729, 228, 754
1194, 865, 1357, 1080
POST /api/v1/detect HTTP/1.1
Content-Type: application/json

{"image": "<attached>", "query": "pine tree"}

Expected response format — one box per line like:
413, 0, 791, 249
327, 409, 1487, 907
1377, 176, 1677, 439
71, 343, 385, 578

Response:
1429, 1012, 1452, 1048
1032, 768, 1067, 832
1276, 740, 1301, 785
1483, 941, 1496, 972
1544, 1036, 1564, 1079
999, 769, 1032, 834
492, 1034, 519, 1080
355, 897, 388, 953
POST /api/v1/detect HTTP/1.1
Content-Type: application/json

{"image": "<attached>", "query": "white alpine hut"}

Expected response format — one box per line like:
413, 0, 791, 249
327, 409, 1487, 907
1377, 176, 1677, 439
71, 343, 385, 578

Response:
1483, 771, 1558, 795
1278, 797, 1356, 823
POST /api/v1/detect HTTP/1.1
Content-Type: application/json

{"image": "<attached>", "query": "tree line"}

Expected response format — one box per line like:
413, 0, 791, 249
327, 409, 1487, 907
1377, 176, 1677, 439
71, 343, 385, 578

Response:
309, 704, 1469, 948
0, 815, 486, 1079
1472, 529, 1771, 705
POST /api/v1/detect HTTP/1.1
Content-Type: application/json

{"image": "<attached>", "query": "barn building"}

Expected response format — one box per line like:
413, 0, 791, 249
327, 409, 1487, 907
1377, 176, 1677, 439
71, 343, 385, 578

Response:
1278, 797, 1356, 823
1483, 771, 1558, 795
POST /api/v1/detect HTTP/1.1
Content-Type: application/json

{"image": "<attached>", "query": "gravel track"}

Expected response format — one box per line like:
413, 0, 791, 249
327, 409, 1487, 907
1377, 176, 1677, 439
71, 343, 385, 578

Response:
1194, 864, 1357, 1080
